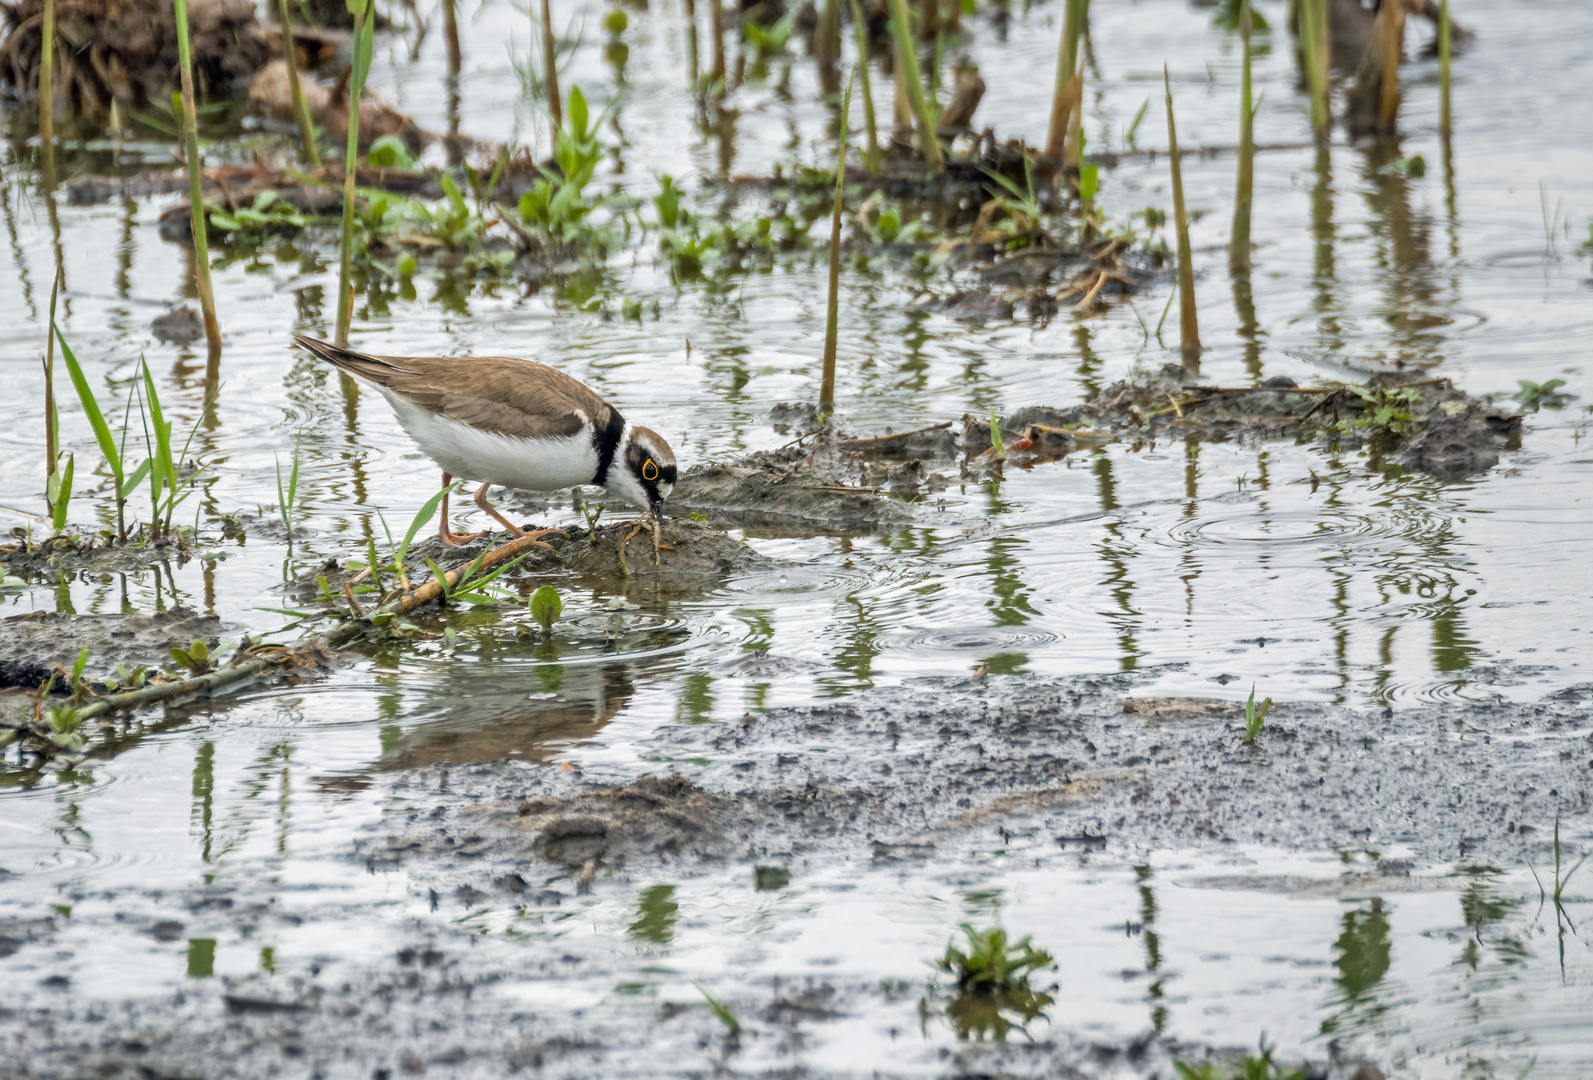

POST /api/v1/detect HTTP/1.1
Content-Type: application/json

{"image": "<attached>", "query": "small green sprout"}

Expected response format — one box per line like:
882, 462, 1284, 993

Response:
46, 704, 85, 751
927, 924, 1057, 1041
529, 585, 563, 633
170, 638, 212, 675
1242, 684, 1272, 744
696, 985, 741, 1036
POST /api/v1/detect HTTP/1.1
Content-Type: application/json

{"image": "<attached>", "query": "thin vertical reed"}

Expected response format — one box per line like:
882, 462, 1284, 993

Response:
819, 70, 855, 414
1375, 0, 1404, 133
1298, 0, 1329, 139
708, 0, 727, 89
44, 263, 60, 509
1045, 0, 1087, 161
1165, 67, 1200, 360
444, 0, 462, 75
847, 0, 881, 174
1229, 0, 1254, 274
817, 0, 841, 73
886, 0, 941, 171
943, 0, 959, 37
335, 2, 375, 349
39, 0, 56, 182
1438, 0, 1452, 139
173, 0, 221, 361
276, 0, 322, 167
892, 51, 911, 132
541, 0, 563, 127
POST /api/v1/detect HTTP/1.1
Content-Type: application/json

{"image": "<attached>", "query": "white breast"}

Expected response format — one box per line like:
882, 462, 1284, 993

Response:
380, 389, 599, 493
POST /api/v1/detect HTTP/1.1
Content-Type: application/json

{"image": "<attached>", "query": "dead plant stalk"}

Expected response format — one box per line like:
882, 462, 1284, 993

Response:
1045, 0, 1088, 162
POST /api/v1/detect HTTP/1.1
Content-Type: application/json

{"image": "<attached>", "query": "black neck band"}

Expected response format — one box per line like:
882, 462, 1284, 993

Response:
591, 408, 627, 487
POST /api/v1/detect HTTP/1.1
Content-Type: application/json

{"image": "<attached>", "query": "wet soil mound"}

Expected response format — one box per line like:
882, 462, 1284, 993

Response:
0, 607, 226, 689
954, 365, 1522, 480
676, 445, 919, 532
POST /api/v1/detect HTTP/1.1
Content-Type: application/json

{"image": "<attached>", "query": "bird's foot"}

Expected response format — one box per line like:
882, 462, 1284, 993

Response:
439, 526, 487, 547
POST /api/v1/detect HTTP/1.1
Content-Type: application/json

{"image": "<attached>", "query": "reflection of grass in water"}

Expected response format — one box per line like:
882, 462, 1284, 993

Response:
628, 884, 679, 945
1175, 1044, 1305, 1080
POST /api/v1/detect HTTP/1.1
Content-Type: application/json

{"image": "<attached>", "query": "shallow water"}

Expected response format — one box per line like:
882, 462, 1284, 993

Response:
2, 0, 1592, 1072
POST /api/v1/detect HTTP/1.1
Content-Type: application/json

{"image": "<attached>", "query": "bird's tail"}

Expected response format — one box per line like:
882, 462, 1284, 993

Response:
292, 335, 405, 387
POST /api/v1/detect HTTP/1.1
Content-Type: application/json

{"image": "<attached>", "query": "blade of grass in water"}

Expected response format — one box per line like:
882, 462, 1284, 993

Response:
819, 68, 856, 414
1164, 67, 1200, 363
57, 326, 128, 539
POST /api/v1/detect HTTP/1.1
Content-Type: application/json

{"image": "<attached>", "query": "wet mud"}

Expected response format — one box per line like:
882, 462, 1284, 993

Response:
7, 671, 1578, 1078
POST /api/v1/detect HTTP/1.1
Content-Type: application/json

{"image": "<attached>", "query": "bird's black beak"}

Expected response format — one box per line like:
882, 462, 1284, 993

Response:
650, 500, 665, 523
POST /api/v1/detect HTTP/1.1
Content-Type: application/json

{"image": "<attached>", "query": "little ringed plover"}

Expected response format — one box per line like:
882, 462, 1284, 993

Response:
294, 336, 677, 547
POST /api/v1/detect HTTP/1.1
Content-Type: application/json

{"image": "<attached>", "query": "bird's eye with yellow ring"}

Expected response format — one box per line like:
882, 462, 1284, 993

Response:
642, 459, 659, 482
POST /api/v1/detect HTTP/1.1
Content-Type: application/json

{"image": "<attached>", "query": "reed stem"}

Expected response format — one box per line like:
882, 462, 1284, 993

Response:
817, 0, 841, 73
1230, 0, 1254, 274
443, 0, 462, 76
540, 0, 563, 128
819, 70, 855, 414
848, 0, 881, 173
335, 4, 375, 349
886, 0, 941, 171
1299, 0, 1329, 139
44, 263, 60, 506
39, 0, 56, 183
1165, 66, 1200, 361
1045, 0, 1088, 161
708, 0, 727, 90
172, 0, 221, 361
1375, 0, 1404, 133
275, 0, 322, 168
1438, 0, 1452, 139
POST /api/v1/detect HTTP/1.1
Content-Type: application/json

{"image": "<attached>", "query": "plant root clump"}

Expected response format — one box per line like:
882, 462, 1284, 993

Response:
0, 0, 269, 115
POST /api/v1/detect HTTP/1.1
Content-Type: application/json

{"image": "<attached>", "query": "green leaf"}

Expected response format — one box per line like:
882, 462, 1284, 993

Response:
57, 327, 122, 482
567, 85, 589, 140
120, 459, 152, 499
51, 453, 74, 532
396, 483, 454, 569
529, 585, 563, 630
368, 135, 417, 170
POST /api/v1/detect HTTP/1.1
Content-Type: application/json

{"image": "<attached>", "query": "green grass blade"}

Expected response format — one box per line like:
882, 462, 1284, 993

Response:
397, 483, 454, 568
56, 326, 122, 482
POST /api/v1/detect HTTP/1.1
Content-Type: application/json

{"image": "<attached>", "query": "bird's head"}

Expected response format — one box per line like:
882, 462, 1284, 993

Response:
608, 426, 677, 517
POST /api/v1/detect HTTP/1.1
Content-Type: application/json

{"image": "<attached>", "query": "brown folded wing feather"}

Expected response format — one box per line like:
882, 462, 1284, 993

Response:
293, 336, 613, 441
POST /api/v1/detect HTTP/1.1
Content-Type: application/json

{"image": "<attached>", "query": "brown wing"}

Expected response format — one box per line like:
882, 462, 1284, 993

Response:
294, 336, 612, 440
